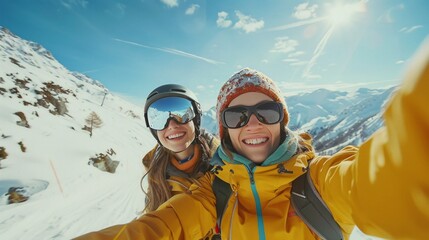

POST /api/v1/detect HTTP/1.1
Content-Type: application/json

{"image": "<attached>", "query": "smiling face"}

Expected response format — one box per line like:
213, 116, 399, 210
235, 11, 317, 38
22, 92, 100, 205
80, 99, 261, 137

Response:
226, 92, 281, 164
157, 119, 195, 159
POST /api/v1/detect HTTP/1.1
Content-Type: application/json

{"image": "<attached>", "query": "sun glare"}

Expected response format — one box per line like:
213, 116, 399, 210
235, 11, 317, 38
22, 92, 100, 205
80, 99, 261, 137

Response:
328, 3, 357, 26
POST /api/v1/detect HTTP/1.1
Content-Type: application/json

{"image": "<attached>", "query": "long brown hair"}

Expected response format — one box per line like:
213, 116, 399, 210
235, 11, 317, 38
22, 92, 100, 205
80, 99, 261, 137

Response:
141, 135, 214, 213
141, 146, 172, 212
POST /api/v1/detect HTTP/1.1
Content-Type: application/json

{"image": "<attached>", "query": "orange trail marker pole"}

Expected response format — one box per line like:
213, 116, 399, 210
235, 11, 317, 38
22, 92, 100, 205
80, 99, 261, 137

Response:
50, 160, 64, 194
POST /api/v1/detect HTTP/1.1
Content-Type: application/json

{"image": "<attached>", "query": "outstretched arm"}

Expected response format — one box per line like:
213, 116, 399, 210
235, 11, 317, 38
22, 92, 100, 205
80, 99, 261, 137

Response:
310, 39, 429, 240
350, 39, 429, 239
74, 173, 217, 240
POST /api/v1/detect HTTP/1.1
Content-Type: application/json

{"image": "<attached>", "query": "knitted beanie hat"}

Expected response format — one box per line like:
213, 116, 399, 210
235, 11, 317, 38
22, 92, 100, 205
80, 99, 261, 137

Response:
216, 68, 289, 139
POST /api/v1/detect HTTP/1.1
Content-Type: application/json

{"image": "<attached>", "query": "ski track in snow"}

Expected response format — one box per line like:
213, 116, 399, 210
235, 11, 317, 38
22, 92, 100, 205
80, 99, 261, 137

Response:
0, 161, 146, 239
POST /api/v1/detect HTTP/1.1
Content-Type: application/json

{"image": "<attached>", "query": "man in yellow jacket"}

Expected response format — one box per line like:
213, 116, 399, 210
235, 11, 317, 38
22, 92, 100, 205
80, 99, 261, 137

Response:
76, 40, 429, 240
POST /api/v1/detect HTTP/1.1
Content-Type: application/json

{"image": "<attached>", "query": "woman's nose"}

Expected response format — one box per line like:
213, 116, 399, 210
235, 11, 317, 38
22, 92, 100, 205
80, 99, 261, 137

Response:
246, 114, 262, 127
167, 119, 179, 128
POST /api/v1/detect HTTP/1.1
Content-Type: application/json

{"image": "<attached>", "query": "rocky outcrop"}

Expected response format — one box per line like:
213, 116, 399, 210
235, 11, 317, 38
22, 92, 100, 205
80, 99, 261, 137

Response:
89, 152, 119, 174
14, 111, 30, 128
6, 187, 29, 204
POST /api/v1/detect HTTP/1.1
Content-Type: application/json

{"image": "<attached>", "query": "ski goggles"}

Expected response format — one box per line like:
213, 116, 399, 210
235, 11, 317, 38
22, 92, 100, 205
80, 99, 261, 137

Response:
221, 101, 284, 129
146, 97, 196, 131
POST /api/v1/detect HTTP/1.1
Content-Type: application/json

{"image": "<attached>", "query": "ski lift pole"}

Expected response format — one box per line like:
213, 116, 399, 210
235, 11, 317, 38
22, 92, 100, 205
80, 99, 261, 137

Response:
101, 90, 108, 106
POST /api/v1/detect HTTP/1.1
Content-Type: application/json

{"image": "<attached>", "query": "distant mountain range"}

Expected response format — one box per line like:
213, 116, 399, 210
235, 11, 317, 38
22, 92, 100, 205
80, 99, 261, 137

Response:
287, 87, 395, 154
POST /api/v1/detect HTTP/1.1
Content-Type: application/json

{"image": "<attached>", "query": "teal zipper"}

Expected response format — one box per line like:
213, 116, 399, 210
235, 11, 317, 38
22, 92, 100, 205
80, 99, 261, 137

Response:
246, 165, 266, 240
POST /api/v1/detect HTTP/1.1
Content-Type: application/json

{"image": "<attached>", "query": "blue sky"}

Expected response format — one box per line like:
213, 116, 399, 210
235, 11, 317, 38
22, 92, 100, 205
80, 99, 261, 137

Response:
1, 0, 428, 110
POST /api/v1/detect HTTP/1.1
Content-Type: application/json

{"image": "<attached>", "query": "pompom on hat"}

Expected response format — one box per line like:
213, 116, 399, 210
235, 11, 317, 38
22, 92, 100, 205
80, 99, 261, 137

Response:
216, 68, 289, 139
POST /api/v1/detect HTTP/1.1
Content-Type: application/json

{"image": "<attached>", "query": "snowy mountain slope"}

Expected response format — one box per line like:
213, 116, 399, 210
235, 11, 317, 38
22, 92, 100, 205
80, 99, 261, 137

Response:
0, 26, 155, 239
288, 88, 352, 128
201, 106, 217, 134
309, 87, 395, 154
0, 26, 381, 240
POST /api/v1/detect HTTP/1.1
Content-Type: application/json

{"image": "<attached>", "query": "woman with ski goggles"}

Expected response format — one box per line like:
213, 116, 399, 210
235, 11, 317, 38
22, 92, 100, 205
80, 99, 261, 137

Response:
77, 47, 429, 240
140, 84, 219, 213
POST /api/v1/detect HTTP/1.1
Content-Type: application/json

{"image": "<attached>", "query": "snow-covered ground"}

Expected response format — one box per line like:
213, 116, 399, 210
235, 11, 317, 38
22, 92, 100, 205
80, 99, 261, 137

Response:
0, 75, 154, 239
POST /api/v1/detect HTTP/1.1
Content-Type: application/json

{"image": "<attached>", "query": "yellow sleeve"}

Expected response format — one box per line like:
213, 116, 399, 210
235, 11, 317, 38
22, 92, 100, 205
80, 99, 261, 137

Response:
308, 146, 358, 238
73, 209, 183, 240
310, 40, 429, 239
74, 173, 217, 240
351, 40, 429, 239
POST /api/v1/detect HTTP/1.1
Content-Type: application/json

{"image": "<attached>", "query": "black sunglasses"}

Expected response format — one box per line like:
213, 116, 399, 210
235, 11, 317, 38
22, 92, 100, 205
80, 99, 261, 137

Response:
221, 101, 284, 129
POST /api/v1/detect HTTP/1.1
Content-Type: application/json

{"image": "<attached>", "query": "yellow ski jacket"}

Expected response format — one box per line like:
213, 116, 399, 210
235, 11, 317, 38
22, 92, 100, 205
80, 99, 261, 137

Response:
75, 41, 429, 240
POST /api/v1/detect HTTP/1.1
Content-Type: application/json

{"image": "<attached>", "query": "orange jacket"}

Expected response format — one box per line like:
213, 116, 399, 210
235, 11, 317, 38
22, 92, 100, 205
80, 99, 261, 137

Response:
75, 41, 429, 240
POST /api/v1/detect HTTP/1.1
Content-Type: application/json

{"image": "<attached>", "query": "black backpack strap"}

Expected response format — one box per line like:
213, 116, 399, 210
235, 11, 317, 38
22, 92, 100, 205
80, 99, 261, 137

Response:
212, 175, 232, 231
291, 171, 343, 240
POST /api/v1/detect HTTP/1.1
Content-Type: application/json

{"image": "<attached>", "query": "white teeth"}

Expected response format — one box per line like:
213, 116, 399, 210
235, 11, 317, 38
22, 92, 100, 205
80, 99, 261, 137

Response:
167, 133, 185, 139
244, 138, 268, 145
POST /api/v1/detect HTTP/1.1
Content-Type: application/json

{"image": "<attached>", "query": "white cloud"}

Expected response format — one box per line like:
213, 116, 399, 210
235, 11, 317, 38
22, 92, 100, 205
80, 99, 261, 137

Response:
268, 17, 325, 31
197, 85, 205, 90
396, 60, 405, 64
378, 4, 404, 23
160, 0, 178, 8
288, 51, 305, 58
217, 11, 264, 33
261, 59, 269, 64
290, 61, 308, 66
233, 11, 264, 33
270, 37, 299, 53
116, 3, 126, 15
185, 4, 200, 15
283, 58, 299, 63
217, 11, 232, 28
399, 25, 423, 33
61, 0, 88, 9
302, 72, 321, 79
293, 3, 318, 20
114, 38, 224, 65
